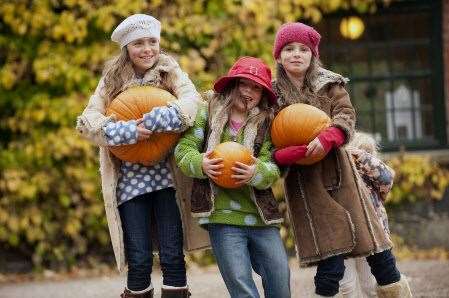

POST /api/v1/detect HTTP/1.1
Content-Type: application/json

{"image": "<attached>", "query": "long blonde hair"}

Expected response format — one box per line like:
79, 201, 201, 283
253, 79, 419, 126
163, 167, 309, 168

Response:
102, 48, 135, 105
275, 56, 323, 106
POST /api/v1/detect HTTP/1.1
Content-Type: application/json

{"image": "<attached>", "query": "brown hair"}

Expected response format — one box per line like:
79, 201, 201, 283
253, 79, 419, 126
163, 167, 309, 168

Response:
220, 79, 275, 121
275, 56, 322, 106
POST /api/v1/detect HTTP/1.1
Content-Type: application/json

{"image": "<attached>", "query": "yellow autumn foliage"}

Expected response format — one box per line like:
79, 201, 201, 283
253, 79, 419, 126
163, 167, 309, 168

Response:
0, 0, 397, 269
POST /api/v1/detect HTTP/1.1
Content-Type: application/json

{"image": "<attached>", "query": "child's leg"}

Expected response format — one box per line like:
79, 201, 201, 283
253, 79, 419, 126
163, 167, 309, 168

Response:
247, 226, 291, 298
340, 258, 362, 297
119, 194, 154, 292
208, 224, 260, 298
153, 187, 187, 287
315, 255, 345, 296
365, 249, 400, 286
366, 249, 413, 297
354, 257, 377, 297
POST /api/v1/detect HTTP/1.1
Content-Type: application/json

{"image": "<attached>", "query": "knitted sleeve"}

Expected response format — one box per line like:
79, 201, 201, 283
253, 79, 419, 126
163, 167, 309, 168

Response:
102, 119, 138, 146
174, 104, 208, 179
76, 77, 114, 146
142, 106, 183, 133
248, 135, 281, 190
352, 148, 395, 202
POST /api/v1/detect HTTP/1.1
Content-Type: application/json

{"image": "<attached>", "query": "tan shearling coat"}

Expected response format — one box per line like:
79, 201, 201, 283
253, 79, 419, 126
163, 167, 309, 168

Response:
76, 54, 210, 272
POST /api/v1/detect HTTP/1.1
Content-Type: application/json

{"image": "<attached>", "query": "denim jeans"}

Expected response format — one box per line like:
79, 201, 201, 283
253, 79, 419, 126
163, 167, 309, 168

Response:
315, 250, 401, 296
207, 224, 291, 298
119, 187, 186, 291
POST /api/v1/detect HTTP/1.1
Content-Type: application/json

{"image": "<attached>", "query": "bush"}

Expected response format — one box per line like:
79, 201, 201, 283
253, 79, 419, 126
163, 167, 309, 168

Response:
0, 1, 402, 271
386, 154, 449, 205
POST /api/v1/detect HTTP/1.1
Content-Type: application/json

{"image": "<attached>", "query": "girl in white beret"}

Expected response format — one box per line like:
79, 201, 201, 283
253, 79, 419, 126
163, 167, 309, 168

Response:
76, 14, 203, 298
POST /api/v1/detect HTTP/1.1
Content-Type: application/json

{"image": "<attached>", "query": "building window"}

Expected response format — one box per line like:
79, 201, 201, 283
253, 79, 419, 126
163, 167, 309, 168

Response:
316, 0, 446, 150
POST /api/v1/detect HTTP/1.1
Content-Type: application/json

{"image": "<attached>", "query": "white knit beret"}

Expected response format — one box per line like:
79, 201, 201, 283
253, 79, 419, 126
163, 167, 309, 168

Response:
111, 14, 161, 48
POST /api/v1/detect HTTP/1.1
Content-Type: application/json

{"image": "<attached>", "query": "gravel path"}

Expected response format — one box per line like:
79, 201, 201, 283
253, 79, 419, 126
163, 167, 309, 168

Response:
0, 260, 448, 297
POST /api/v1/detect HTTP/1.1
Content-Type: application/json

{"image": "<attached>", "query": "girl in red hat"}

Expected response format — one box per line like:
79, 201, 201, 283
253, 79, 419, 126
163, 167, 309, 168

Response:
271, 22, 412, 298
175, 56, 291, 298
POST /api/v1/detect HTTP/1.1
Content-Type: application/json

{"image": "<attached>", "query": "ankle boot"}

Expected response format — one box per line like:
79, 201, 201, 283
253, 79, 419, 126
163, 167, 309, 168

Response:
376, 275, 412, 298
120, 288, 154, 298
161, 287, 191, 298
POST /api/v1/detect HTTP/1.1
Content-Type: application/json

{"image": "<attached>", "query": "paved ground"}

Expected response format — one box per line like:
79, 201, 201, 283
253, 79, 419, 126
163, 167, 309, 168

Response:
0, 260, 448, 297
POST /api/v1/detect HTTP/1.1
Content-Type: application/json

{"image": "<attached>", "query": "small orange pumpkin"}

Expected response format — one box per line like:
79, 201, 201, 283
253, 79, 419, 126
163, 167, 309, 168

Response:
271, 103, 331, 165
106, 86, 180, 165
210, 142, 254, 189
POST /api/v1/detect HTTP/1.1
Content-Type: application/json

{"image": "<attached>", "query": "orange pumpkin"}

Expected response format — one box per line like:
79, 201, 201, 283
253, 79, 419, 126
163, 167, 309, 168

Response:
210, 142, 254, 189
271, 103, 331, 165
106, 86, 180, 165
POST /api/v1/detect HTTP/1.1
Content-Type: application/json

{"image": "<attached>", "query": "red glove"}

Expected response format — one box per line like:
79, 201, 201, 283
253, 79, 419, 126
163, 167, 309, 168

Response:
273, 145, 308, 166
317, 126, 346, 154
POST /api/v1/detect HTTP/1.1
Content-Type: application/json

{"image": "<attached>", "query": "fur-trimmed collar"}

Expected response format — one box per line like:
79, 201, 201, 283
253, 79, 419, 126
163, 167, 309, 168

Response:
205, 93, 267, 154
310, 67, 349, 93
122, 53, 179, 91
273, 67, 349, 109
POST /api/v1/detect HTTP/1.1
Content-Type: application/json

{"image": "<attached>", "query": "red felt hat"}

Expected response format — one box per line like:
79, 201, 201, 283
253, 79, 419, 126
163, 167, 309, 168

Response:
213, 56, 277, 104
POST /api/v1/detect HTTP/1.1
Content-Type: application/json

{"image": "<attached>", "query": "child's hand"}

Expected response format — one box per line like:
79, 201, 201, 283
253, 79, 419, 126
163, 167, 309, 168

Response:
231, 156, 257, 186
136, 118, 152, 141
202, 151, 224, 179
306, 137, 325, 158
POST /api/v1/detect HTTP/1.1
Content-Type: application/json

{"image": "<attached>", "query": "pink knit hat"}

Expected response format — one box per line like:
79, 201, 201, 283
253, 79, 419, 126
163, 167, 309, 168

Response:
273, 22, 321, 59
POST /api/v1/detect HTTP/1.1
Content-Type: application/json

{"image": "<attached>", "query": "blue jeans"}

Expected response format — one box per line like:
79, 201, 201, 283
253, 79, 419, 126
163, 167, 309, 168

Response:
207, 224, 291, 298
315, 250, 401, 296
119, 187, 186, 291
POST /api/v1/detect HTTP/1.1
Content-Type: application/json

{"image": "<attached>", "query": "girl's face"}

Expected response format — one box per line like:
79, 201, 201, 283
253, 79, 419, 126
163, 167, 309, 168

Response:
127, 37, 160, 75
277, 42, 312, 77
233, 78, 264, 112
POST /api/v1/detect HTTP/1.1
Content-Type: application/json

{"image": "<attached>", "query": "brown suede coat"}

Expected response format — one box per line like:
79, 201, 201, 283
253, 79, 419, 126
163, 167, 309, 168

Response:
274, 67, 392, 266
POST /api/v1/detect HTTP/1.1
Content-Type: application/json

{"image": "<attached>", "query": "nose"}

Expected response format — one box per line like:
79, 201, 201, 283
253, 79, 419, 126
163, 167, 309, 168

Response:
292, 48, 301, 57
142, 42, 152, 52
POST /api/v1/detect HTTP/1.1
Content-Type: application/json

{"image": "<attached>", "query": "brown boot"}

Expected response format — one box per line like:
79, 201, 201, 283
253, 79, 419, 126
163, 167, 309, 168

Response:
120, 288, 154, 298
161, 287, 191, 298
376, 275, 412, 298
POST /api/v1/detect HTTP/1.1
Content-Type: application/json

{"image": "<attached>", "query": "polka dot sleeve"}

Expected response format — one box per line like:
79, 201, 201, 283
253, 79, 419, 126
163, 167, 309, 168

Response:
248, 135, 280, 190
102, 120, 138, 146
142, 106, 183, 133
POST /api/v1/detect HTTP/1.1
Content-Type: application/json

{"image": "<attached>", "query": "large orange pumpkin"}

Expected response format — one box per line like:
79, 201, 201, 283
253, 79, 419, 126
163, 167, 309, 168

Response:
106, 86, 180, 165
271, 103, 331, 165
210, 142, 254, 189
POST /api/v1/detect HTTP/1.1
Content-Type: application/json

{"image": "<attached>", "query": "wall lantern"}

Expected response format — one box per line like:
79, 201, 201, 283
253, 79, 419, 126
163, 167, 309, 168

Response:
340, 16, 365, 40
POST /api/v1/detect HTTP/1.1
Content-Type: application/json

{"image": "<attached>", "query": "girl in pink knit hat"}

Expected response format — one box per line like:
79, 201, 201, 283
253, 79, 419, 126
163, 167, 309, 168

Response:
271, 22, 412, 298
